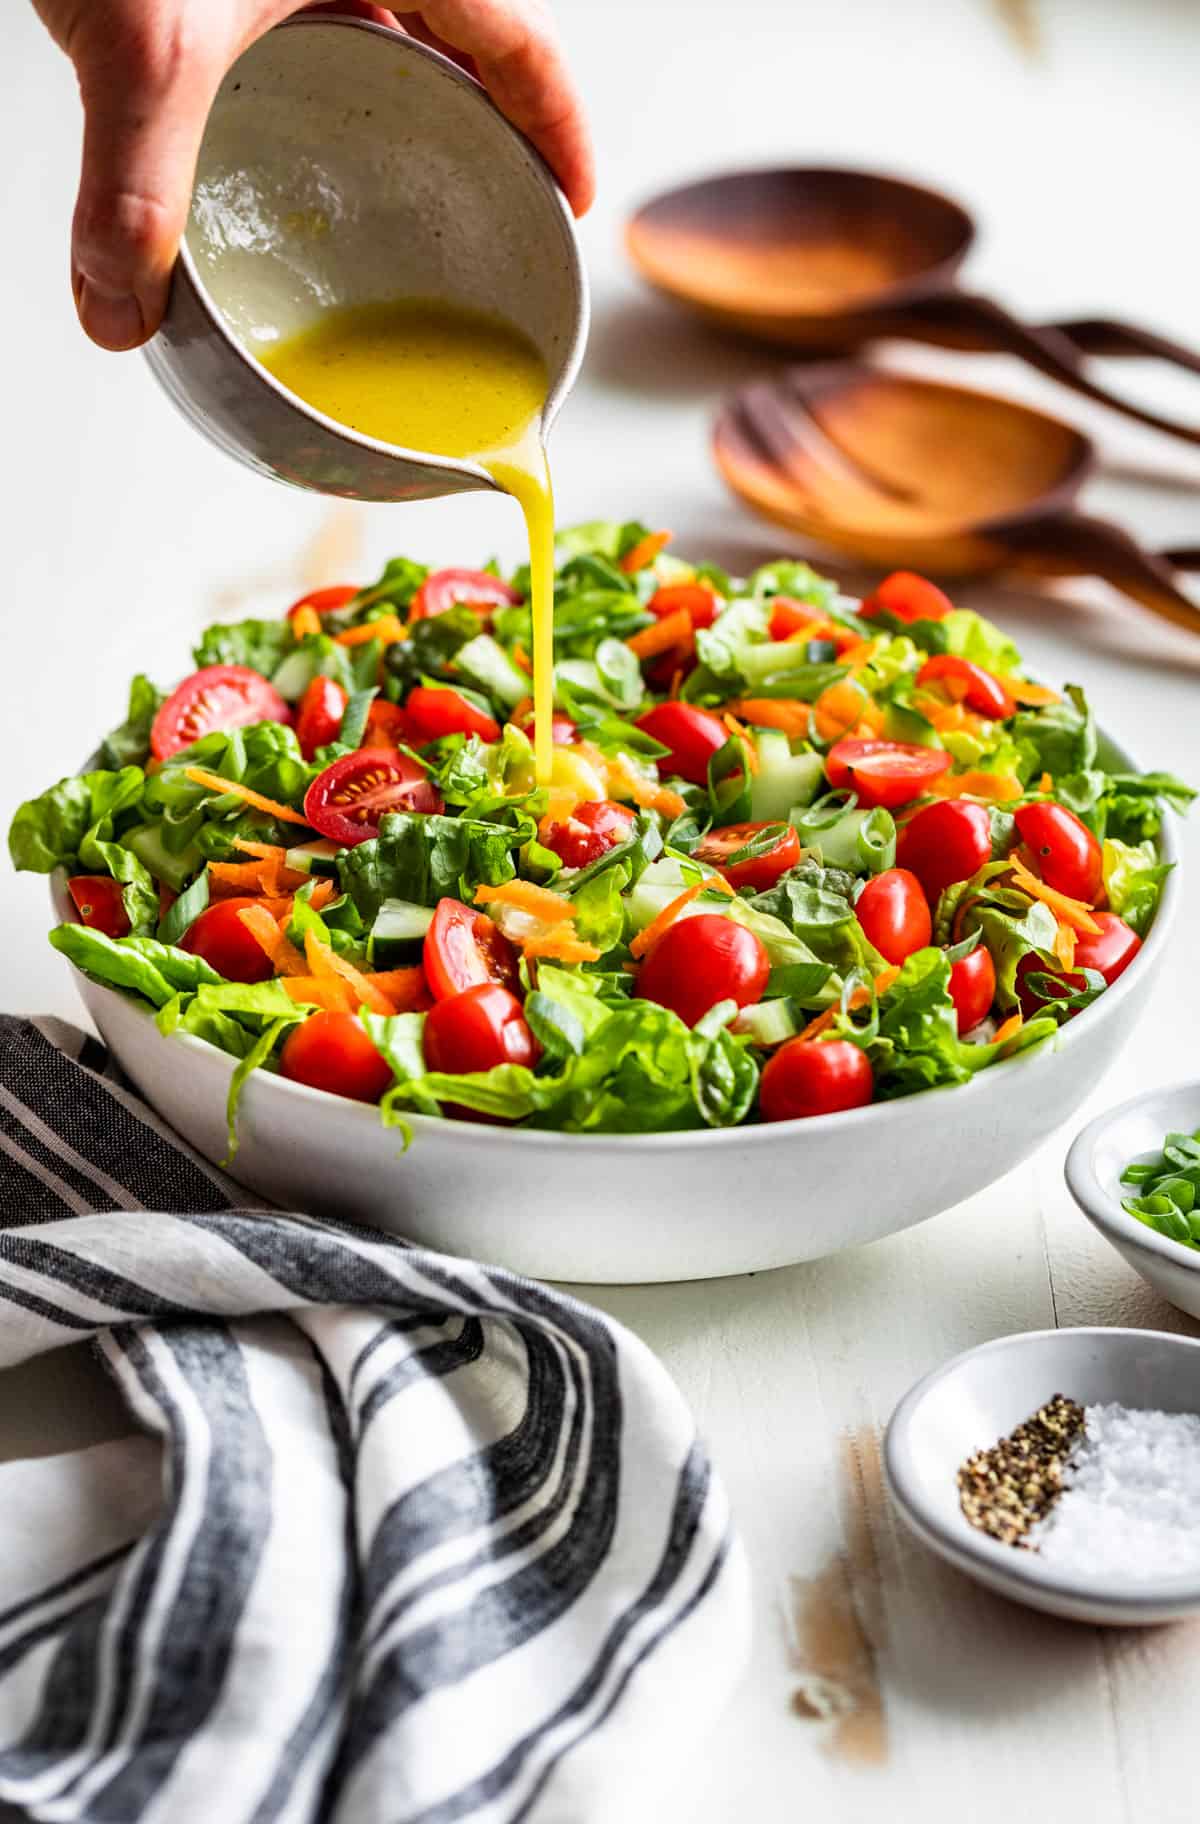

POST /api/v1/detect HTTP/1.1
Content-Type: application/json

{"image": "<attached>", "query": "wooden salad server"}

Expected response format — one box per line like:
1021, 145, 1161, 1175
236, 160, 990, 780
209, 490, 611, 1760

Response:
628, 168, 1200, 448
712, 363, 1200, 636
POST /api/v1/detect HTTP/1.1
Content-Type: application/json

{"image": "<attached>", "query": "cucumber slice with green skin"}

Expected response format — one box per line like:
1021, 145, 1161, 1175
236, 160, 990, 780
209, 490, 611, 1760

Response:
284, 839, 342, 876
790, 804, 876, 871
883, 700, 941, 748
733, 998, 803, 1047
125, 822, 204, 893
625, 855, 709, 932
749, 733, 824, 822
454, 634, 530, 711
369, 898, 435, 966
269, 649, 318, 704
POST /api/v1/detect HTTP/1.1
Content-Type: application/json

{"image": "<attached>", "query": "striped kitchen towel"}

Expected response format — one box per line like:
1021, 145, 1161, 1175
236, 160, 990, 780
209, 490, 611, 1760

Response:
0, 1017, 749, 1824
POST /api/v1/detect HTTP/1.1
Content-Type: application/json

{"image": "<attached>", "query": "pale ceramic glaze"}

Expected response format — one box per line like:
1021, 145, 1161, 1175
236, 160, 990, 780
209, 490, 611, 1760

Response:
48, 733, 1180, 1283
142, 14, 589, 503
1066, 1082, 1200, 1320
885, 1326, 1200, 1625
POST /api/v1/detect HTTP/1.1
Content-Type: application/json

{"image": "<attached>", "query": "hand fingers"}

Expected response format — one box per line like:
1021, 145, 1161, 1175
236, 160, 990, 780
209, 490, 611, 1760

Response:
397, 1, 594, 215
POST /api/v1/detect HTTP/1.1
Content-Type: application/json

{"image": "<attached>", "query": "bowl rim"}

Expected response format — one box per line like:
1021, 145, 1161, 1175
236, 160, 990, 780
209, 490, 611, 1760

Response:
884, 1323, 1200, 1609
51, 722, 1179, 1152
172, 11, 590, 484
1065, 1079, 1200, 1274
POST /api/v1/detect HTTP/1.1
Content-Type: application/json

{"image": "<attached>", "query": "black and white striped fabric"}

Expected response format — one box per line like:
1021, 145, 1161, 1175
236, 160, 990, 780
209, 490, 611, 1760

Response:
0, 1017, 748, 1824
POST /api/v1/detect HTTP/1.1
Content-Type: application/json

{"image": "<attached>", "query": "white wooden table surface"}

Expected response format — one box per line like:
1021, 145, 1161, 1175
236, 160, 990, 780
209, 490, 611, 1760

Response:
4, 1, 1200, 1818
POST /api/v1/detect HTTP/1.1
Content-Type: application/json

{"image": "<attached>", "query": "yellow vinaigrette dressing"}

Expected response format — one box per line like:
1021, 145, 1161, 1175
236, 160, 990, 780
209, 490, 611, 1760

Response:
261, 300, 557, 782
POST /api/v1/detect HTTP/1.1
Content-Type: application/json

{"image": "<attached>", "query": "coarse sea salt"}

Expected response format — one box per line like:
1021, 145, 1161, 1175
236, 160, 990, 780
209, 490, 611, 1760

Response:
1029, 1402, 1200, 1579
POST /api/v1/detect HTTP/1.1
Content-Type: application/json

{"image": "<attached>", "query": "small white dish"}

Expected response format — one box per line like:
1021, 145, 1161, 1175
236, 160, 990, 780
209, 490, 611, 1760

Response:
1066, 1083, 1200, 1321
885, 1326, 1200, 1625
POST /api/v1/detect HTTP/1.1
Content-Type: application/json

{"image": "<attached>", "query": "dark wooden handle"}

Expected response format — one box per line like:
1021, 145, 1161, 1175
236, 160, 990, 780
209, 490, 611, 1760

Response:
892, 291, 1200, 447
990, 510, 1200, 636
1047, 317, 1200, 381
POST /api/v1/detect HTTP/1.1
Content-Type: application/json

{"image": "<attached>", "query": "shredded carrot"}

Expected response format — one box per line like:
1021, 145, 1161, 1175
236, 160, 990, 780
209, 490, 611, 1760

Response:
303, 931, 396, 1015
1005, 680, 1061, 707
607, 755, 686, 820
629, 876, 734, 960
721, 712, 760, 772
1038, 771, 1054, 796
511, 695, 535, 726
281, 976, 357, 1013
668, 667, 684, 700
619, 530, 671, 575
521, 931, 603, 964
727, 697, 812, 740
511, 645, 533, 676
928, 769, 1022, 805
474, 880, 577, 924
796, 966, 901, 1043
364, 967, 432, 1011
853, 699, 886, 737
184, 767, 309, 826
334, 614, 406, 647
838, 638, 880, 671
1053, 923, 1078, 970
782, 618, 833, 646
626, 609, 694, 661
992, 1011, 1025, 1048
290, 605, 322, 641
1009, 854, 1102, 935
813, 679, 869, 741
237, 904, 308, 975
229, 838, 287, 862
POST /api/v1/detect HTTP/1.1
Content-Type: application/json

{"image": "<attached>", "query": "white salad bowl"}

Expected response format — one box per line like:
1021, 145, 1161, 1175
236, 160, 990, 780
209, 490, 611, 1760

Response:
1066, 1082, 1200, 1321
48, 727, 1180, 1283
885, 1326, 1200, 1625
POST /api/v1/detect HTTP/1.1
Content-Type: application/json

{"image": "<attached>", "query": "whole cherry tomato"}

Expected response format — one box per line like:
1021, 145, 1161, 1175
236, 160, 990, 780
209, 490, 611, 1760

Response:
947, 944, 997, 1035
404, 685, 500, 745
634, 702, 729, 786
181, 897, 275, 983
279, 1011, 393, 1102
896, 799, 992, 905
423, 983, 537, 1076
361, 699, 408, 748
67, 875, 130, 939
423, 898, 519, 1001
295, 676, 349, 759
854, 868, 932, 964
1016, 912, 1141, 1014
916, 654, 1016, 721
759, 1038, 874, 1121
693, 820, 802, 891
541, 800, 636, 870
825, 737, 952, 810
1014, 801, 1104, 903
636, 914, 770, 1028
859, 572, 953, 624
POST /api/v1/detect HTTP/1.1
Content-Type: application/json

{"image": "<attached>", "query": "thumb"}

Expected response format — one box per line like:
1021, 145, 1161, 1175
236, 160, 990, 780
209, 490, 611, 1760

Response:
69, 20, 227, 350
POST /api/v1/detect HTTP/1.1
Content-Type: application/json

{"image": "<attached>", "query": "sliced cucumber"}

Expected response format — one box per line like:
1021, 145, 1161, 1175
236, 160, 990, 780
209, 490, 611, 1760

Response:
454, 633, 530, 710
269, 648, 318, 703
125, 821, 204, 892
369, 898, 435, 966
625, 855, 704, 931
790, 803, 874, 871
284, 838, 342, 876
883, 700, 940, 748
749, 732, 824, 822
733, 998, 803, 1047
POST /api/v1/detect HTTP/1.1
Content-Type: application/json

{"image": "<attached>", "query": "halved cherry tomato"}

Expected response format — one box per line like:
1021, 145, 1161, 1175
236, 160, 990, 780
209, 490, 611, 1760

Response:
286, 584, 359, 622
404, 685, 500, 745
859, 572, 953, 624
361, 699, 408, 748
181, 896, 274, 983
67, 875, 130, 939
916, 654, 1016, 720
424, 983, 537, 1076
514, 705, 577, 747
1016, 912, 1141, 1015
280, 1010, 393, 1102
854, 868, 932, 964
635, 702, 728, 786
826, 737, 952, 809
304, 749, 443, 847
423, 897, 519, 1001
1014, 801, 1104, 903
408, 568, 521, 622
637, 913, 769, 1028
693, 820, 802, 891
948, 944, 996, 1035
767, 599, 858, 651
295, 676, 349, 759
541, 800, 636, 870
648, 582, 720, 630
760, 1038, 874, 1121
150, 665, 291, 761
896, 799, 992, 905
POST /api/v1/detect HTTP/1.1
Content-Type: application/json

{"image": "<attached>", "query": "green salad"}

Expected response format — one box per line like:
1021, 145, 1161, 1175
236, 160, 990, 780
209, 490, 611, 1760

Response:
9, 524, 1192, 1144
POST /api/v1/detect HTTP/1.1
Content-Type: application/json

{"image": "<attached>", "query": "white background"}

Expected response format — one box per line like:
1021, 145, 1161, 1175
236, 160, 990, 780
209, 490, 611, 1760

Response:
4, 1, 1200, 1818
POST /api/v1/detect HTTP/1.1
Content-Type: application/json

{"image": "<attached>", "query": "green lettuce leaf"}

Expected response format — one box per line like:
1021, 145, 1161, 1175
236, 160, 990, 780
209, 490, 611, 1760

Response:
193, 618, 293, 677
9, 766, 145, 873
49, 924, 221, 1007
337, 811, 526, 921
99, 675, 164, 769
1102, 838, 1172, 935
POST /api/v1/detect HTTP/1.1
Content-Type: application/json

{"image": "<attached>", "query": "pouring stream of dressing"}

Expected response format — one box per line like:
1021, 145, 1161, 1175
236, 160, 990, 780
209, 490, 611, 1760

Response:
260, 299, 556, 782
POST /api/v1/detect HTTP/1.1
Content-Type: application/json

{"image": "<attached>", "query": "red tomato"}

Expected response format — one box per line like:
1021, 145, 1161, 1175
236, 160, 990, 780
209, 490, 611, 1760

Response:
636, 913, 769, 1028
541, 800, 636, 870
948, 944, 996, 1035
404, 685, 500, 745
409, 568, 521, 622
361, 699, 408, 748
150, 665, 291, 761
634, 702, 729, 786
304, 749, 442, 847
826, 737, 952, 809
295, 676, 349, 759
916, 654, 1016, 720
648, 582, 720, 629
859, 571, 953, 624
1014, 801, 1104, 903
759, 1038, 874, 1122
693, 820, 802, 891
1017, 912, 1141, 1014
279, 1011, 393, 1102
67, 875, 130, 939
181, 897, 274, 983
286, 584, 359, 622
424, 984, 537, 1075
514, 706, 577, 747
896, 799, 992, 904
854, 868, 932, 964
423, 897, 519, 1001
767, 600, 858, 651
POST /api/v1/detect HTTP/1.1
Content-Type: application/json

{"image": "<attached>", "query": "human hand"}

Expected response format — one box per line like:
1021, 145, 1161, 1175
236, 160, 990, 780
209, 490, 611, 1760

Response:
33, 0, 594, 352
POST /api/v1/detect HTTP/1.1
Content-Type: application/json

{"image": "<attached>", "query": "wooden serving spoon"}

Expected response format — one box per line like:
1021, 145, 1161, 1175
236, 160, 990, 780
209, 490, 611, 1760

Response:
712, 363, 1200, 636
627, 168, 1200, 447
